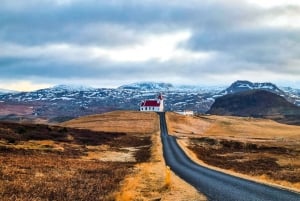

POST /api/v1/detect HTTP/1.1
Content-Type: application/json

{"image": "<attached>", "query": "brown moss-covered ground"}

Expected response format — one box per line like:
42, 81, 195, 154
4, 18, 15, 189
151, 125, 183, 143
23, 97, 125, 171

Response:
0, 121, 152, 201
188, 138, 300, 184
0, 111, 205, 201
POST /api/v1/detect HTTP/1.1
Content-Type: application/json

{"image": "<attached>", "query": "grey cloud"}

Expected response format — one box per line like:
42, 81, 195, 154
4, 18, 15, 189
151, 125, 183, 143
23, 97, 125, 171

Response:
0, 0, 299, 87
0, 0, 256, 45
186, 27, 300, 67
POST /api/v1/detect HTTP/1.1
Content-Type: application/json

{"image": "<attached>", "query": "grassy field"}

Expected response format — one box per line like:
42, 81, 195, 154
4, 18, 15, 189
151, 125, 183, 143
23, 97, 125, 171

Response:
62, 110, 159, 134
0, 119, 152, 201
0, 111, 205, 201
166, 112, 300, 191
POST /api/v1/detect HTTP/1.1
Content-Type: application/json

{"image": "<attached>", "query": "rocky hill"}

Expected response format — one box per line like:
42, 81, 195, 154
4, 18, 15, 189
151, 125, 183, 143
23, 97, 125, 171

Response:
207, 90, 300, 125
217, 80, 300, 106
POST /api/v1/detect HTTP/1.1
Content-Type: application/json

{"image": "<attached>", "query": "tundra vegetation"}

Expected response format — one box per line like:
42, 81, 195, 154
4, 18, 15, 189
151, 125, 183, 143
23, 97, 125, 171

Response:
0, 111, 205, 201
0, 121, 151, 201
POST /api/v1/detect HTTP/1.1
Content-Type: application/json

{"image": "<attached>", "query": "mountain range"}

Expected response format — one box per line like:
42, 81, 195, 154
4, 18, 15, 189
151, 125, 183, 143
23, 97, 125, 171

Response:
0, 81, 299, 123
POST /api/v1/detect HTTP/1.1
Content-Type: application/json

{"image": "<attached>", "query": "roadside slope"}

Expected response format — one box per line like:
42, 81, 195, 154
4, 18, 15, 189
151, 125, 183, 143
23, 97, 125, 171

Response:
116, 130, 206, 201
166, 112, 300, 192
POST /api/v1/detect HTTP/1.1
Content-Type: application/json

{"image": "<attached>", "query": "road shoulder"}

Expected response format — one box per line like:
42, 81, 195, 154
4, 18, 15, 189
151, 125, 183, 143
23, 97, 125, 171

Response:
116, 131, 207, 201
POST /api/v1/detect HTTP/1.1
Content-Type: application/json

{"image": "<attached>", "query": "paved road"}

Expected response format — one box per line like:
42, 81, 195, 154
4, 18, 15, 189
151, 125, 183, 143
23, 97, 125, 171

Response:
158, 112, 300, 201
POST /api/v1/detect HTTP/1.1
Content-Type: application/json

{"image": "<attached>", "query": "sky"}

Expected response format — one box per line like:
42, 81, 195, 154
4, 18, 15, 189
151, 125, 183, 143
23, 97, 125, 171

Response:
0, 0, 300, 91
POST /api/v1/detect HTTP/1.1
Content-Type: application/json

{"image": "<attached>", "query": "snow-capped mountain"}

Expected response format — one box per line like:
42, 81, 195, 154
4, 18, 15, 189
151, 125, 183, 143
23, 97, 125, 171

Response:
217, 80, 300, 106
118, 82, 174, 91
219, 80, 283, 95
47, 84, 95, 92
119, 82, 224, 93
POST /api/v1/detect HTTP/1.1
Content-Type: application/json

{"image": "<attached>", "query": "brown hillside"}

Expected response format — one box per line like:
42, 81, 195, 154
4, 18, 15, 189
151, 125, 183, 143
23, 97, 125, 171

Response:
62, 110, 159, 134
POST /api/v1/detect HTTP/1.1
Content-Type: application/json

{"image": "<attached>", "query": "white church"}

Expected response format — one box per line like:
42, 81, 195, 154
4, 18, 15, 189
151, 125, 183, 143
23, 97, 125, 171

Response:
140, 94, 164, 112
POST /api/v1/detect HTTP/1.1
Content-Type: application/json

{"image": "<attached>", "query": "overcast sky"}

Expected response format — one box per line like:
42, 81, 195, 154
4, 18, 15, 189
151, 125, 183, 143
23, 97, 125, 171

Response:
0, 0, 300, 91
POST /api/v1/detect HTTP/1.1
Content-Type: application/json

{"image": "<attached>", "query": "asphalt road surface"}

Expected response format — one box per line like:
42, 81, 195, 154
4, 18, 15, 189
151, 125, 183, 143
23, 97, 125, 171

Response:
158, 112, 300, 201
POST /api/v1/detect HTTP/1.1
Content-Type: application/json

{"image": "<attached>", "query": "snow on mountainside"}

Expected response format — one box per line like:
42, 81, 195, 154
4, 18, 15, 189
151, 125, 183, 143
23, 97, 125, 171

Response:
219, 80, 283, 95
0, 81, 299, 122
50, 84, 95, 92
118, 82, 174, 91
0, 82, 220, 120
281, 87, 300, 106
217, 80, 300, 106
119, 82, 224, 93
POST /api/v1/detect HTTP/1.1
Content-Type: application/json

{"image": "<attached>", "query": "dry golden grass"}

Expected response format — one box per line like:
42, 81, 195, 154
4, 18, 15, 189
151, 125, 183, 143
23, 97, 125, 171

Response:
167, 112, 300, 143
1, 111, 206, 201
164, 166, 171, 189
203, 115, 300, 144
0, 152, 133, 201
166, 112, 211, 137
0, 120, 153, 201
116, 130, 207, 201
166, 112, 300, 191
62, 110, 159, 134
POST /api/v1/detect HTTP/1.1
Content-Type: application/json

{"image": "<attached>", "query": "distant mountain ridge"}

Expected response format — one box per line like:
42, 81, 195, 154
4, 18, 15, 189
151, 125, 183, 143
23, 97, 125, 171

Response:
0, 81, 299, 123
208, 90, 300, 125
51, 84, 95, 92
0, 82, 220, 121
118, 82, 174, 91
0, 89, 18, 95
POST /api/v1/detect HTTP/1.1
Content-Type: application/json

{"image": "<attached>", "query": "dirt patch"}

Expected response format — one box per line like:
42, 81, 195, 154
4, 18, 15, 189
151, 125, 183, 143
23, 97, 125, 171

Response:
0, 103, 34, 115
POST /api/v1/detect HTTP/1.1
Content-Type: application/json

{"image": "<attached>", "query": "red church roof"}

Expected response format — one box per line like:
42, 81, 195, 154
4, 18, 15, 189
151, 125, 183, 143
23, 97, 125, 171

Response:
141, 100, 161, 107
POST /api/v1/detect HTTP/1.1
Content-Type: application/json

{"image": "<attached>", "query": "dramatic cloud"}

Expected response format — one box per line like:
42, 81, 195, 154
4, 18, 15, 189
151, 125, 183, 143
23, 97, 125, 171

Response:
0, 0, 299, 90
